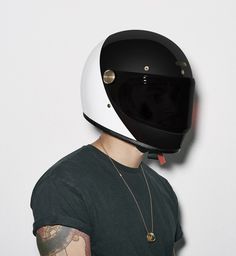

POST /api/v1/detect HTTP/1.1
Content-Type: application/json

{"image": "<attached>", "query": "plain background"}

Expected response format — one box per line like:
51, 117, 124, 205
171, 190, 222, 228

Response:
1, 0, 235, 255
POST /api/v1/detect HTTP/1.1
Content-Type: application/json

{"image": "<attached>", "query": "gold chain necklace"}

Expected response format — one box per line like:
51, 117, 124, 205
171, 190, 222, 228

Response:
99, 141, 156, 243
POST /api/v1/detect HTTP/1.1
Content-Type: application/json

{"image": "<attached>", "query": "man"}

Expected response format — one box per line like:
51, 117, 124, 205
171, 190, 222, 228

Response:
30, 29, 195, 256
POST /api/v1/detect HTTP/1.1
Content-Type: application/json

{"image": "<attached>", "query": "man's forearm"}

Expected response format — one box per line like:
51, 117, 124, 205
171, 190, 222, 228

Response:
173, 247, 176, 256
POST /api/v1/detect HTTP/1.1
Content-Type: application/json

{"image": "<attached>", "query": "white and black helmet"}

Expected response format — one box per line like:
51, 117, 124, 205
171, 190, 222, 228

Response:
80, 29, 195, 164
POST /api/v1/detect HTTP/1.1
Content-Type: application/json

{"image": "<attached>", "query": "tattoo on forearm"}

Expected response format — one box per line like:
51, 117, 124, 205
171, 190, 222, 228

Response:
36, 225, 91, 256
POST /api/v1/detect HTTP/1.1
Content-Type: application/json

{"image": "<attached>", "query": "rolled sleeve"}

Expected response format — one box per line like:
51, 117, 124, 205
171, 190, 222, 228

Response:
174, 201, 183, 242
30, 175, 92, 237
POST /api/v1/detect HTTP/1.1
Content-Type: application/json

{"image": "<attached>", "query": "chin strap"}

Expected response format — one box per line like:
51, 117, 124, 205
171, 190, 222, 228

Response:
135, 145, 167, 165
157, 153, 166, 165
147, 152, 167, 165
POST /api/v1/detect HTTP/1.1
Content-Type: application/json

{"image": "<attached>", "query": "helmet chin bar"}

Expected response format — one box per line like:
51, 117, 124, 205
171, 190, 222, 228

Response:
83, 113, 173, 163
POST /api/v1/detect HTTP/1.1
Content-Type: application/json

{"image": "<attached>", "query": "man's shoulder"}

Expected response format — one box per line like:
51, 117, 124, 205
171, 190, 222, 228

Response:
143, 162, 177, 199
32, 145, 96, 192
143, 162, 169, 184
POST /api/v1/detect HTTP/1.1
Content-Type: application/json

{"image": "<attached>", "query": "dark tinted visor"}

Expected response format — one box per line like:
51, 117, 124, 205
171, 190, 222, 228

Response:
106, 71, 195, 133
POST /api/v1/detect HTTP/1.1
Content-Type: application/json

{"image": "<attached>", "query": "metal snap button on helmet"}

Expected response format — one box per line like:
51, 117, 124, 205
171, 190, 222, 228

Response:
103, 69, 116, 84
80, 29, 195, 164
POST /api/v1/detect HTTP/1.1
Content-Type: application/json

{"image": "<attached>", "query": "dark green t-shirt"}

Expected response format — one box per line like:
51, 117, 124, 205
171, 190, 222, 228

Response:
30, 144, 183, 255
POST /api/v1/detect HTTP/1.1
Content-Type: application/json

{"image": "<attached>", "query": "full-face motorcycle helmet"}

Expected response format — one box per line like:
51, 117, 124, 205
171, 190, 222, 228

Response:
80, 29, 195, 164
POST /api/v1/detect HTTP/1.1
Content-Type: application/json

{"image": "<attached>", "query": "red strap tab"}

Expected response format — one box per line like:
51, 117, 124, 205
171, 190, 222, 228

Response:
157, 153, 166, 165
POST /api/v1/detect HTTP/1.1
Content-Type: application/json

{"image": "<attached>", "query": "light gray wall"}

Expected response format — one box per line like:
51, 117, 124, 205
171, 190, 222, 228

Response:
1, 0, 235, 255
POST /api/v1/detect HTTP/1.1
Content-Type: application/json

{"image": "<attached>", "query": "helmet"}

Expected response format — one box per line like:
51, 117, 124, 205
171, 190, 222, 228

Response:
80, 29, 195, 164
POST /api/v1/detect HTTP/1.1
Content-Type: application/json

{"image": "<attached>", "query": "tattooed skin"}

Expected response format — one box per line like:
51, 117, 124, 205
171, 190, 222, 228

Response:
36, 225, 91, 256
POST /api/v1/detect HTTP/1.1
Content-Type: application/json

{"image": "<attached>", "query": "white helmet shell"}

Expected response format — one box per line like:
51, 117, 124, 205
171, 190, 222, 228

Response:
80, 40, 135, 140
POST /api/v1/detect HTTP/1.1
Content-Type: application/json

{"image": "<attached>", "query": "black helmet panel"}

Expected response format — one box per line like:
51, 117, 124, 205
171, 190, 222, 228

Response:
105, 71, 195, 133
96, 29, 195, 157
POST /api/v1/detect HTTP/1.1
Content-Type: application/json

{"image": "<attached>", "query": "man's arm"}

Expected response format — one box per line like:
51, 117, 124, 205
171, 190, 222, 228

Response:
173, 246, 176, 256
36, 225, 91, 256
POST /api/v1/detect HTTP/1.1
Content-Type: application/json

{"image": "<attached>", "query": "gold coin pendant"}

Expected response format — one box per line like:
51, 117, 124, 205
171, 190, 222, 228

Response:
147, 232, 156, 242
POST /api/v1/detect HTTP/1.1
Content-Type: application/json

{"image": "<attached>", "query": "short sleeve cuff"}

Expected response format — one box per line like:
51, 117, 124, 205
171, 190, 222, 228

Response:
174, 223, 183, 242
32, 214, 92, 237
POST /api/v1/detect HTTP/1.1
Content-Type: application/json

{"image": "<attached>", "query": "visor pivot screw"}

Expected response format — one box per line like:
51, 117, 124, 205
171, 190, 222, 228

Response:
176, 61, 187, 76
107, 103, 111, 108
103, 69, 115, 84
144, 65, 150, 71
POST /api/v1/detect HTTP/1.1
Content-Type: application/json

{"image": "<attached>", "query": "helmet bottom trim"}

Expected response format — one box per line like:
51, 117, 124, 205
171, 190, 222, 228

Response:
83, 113, 160, 153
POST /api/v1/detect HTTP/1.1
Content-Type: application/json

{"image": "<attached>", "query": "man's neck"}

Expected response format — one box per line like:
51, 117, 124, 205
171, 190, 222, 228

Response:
90, 132, 144, 169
